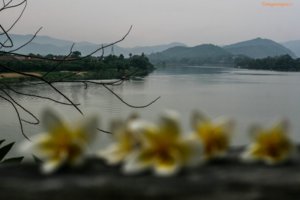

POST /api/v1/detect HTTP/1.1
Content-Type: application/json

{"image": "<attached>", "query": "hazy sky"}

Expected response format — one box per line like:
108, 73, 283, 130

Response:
2, 0, 299, 47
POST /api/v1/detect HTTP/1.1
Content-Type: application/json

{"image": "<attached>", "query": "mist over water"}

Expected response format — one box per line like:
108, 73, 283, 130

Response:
1, 66, 300, 157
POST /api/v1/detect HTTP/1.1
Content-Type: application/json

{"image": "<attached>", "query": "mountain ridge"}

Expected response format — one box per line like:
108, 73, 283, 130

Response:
4, 34, 298, 63
6, 34, 186, 57
148, 44, 233, 65
224, 38, 296, 58
282, 40, 300, 58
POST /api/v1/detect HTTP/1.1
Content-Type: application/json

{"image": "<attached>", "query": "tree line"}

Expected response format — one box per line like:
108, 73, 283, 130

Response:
234, 55, 300, 71
0, 52, 155, 79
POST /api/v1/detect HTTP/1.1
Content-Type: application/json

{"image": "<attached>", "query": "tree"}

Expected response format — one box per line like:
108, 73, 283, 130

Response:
0, 0, 159, 139
71, 51, 82, 58
234, 55, 300, 71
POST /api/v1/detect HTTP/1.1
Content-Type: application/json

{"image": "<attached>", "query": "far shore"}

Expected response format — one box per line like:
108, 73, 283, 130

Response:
0, 72, 42, 79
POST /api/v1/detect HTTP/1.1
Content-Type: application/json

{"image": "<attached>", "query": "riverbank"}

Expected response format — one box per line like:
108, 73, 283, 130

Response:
0, 54, 155, 83
0, 72, 42, 78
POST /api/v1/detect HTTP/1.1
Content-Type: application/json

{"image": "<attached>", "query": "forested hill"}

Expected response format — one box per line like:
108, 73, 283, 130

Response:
224, 38, 295, 59
7, 35, 298, 67
147, 38, 297, 66
148, 44, 233, 66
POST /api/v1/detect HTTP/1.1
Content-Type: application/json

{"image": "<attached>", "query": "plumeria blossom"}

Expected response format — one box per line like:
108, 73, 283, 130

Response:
123, 112, 202, 176
242, 120, 294, 165
191, 111, 234, 161
98, 113, 141, 165
21, 109, 98, 174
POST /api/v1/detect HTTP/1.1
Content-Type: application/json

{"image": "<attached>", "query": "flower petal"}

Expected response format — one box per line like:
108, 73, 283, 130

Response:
273, 119, 289, 134
122, 150, 152, 175
41, 108, 64, 133
76, 115, 99, 143
19, 133, 52, 159
41, 158, 64, 174
98, 144, 126, 165
241, 144, 261, 163
153, 152, 181, 176
159, 111, 181, 138
191, 110, 209, 129
184, 137, 203, 167
214, 117, 235, 135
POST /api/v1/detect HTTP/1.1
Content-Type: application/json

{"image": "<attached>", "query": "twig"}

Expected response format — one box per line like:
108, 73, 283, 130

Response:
1, 82, 80, 106
0, 88, 39, 125
0, 94, 30, 140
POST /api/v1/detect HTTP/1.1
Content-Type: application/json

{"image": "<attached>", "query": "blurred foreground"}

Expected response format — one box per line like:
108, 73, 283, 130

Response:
1, 147, 300, 200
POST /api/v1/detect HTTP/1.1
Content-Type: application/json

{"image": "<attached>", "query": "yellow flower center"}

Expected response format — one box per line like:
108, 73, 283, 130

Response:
197, 122, 229, 157
253, 129, 292, 161
40, 125, 84, 162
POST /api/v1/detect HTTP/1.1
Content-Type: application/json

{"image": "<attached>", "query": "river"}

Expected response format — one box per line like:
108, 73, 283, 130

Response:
1, 66, 300, 157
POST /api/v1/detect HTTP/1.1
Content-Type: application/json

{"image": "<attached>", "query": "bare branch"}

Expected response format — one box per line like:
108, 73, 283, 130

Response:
8, 27, 43, 53
0, 88, 39, 125
0, 1, 158, 139
0, 0, 27, 35
0, 25, 13, 48
42, 43, 75, 78
0, 0, 25, 12
102, 84, 161, 108
0, 25, 133, 62
1, 83, 80, 106
0, 94, 30, 140
0, 63, 83, 115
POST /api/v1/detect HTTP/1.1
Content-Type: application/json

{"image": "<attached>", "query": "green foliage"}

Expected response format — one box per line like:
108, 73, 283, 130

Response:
0, 139, 23, 164
71, 51, 82, 58
0, 54, 155, 81
0, 52, 154, 83
234, 55, 300, 71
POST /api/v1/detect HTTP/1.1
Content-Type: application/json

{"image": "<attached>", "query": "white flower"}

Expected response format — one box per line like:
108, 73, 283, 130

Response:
191, 111, 234, 161
97, 113, 140, 165
21, 108, 98, 174
123, 112, 202, 176
242, 120, 295, 165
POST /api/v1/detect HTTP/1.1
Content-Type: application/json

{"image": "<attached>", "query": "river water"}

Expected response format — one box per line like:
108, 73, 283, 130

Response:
1, 66, 300, 157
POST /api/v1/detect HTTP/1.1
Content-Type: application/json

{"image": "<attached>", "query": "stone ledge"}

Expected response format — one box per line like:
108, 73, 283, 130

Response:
1, 149, 300, 200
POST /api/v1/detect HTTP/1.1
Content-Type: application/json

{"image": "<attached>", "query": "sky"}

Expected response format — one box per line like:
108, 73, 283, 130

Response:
2, 0, 300, 47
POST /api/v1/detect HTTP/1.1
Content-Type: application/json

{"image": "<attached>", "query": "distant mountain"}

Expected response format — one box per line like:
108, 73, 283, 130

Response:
5, 34, 186, 57
10, 34, 74, 47
6, 34, 297, 66
224, 38, 296, 59
282, 40, 300, 58
125, 42, 186, 55
148, 44, 233, 66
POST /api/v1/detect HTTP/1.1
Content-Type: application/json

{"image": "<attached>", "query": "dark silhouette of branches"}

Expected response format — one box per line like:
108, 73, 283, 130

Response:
1, 82, 80, 106
0, 88, 39, 125
0, 94, 29, 140
0, 63, 84, 114
102, 84, 161, 108
8, 27, 43, 53
0, 25, 13, 48
0, 0, 159, 139
0, 0, 27, 38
